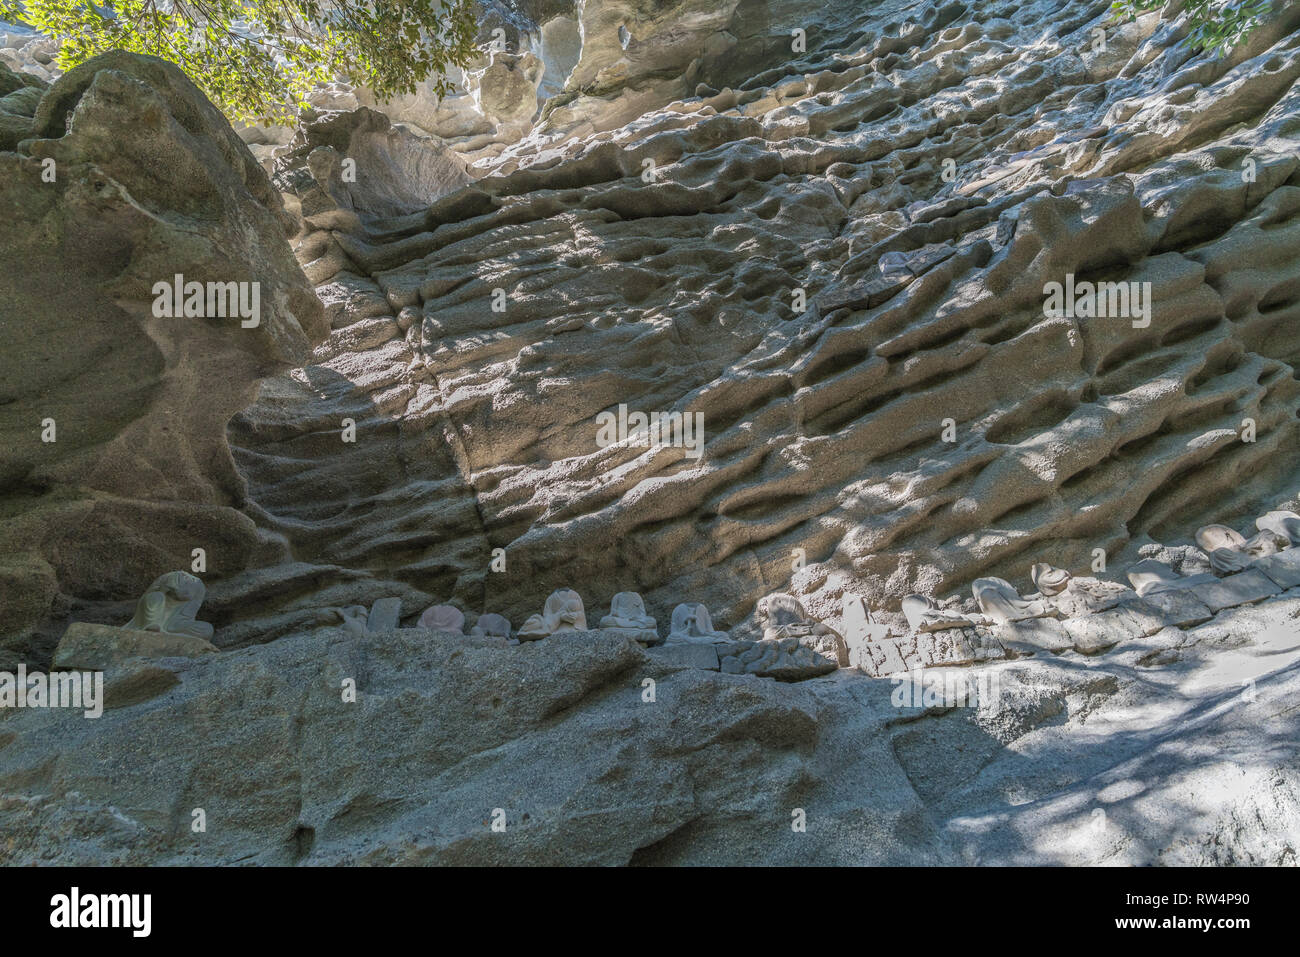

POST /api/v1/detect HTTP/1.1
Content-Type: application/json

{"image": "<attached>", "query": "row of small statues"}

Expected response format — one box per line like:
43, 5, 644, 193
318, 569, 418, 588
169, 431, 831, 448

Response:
106, 509, 1300, 650
376, 590, 734, 646
110, 573, 833, 649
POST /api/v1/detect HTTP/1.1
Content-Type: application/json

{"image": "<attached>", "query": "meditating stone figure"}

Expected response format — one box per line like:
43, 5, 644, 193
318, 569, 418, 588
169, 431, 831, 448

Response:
518, 589, 587, 640
1255, 510, 1300, 547
1127, 559, 1218, 597
599, 591, 660, 645
127, 571, 213, 640
470, 612, 512, 639
666, 602, 730, 644
1197, 522, 1287, 573
972, 577, 1047, 624
901, 594, 973, 633
418, 604, 466, 634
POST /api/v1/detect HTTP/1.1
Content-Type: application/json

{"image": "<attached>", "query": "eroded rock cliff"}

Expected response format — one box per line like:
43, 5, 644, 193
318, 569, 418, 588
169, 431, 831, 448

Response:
221, 0, 1300, 644
0, 53, 326, 666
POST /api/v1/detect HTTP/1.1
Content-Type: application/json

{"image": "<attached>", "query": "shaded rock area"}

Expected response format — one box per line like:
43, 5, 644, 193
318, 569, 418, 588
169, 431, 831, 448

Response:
0, 53, 327, 667
3, 591, 1299, 865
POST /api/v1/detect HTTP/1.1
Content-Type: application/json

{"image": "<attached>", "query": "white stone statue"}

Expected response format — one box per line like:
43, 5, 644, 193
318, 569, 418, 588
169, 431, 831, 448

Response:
666, 602, 730, 643
900, 594, 974, 633
518, 589, 587, 640
127, 571, 213, 640
972, 577, 1047, 624
1195, 524, 1254, 573
418, 604, 466, 634
1030, 563, 1072, 597
1126, 559, 1218, 596
1255, 510, 1300, 547
757, 594, 817, 640
599, 591, 660, 644
470, 612, 512, 639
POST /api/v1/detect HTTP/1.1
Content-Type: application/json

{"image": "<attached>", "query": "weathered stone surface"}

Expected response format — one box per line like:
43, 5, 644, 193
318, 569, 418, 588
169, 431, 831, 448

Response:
1046, 576, 1135, 619
0, 51, 326, 665
52, 622, 217, 671
201, 0, 1300, 653
865, 625, 1005, 677
1061, 599, 1164, 654
645, 642, 720, 672
1196, 569, 1282, 612
718, 637, 836, 681
1138, 588, 1216, 628
1253, 548, 1300, 590
995, 617, 1073, 654
6, 0, 1300, 869
8, 587, 1300, 865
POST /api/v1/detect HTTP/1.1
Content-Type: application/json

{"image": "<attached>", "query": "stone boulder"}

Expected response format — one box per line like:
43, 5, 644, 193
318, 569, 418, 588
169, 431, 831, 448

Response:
0, 51, 326, 666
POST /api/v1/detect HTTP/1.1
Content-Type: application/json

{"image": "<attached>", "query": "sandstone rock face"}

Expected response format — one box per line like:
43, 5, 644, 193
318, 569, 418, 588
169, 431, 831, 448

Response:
0, 52, 326, 667
220, 0, 1300, 647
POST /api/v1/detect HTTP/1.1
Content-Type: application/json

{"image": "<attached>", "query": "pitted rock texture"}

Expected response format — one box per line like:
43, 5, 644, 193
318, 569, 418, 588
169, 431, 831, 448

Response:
0, 53, 326, 667
223, 0, 1300, 644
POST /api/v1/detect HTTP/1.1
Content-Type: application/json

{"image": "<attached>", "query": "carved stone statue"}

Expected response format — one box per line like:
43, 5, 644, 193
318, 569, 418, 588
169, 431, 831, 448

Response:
1127, 559, 1218, 597
470, 612, 512, 639
972, 577, 1047, 624
901, 594, 974, 633
666, 602, 730, 643
756, 593, 847, 666
127, 571, 213, 640
518, 589, 588, 640
1255, 510, 1300, 547
599, 591, 660, 645
1195, 524, 1254, 573
1030, 563, 1072, 597
418, 604, 466, 634
1031, 564, 1132, 618
336, 605, 370, 637
332, 597, 402, 635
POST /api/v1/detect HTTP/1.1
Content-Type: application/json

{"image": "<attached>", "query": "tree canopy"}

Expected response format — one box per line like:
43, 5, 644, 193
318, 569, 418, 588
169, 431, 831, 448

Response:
1111, 0, 1272, 54
0, 1, 479, 124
